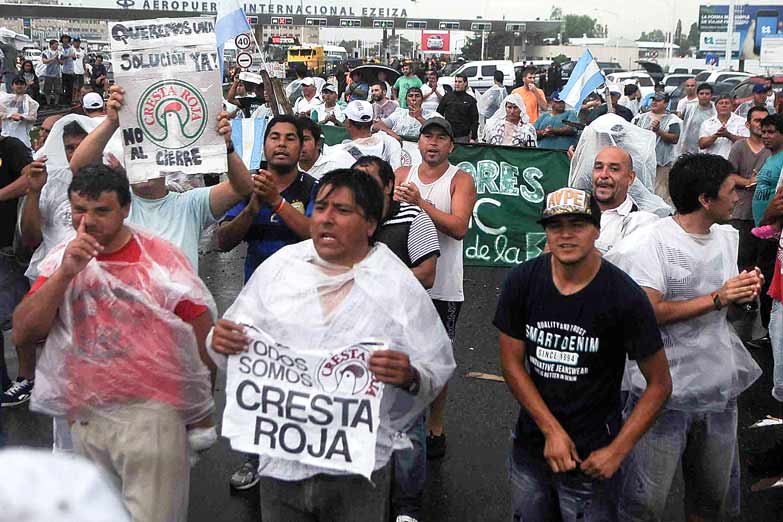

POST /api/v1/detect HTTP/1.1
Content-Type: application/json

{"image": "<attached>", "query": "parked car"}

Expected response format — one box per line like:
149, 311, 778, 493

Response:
661, 73, 694, 94
671, 67, 706, 75
438, 60, 515, 93
730, 74, 783, 113
694, 70, 752, 84
606, 71, 656, 97
598, 61, 624, 75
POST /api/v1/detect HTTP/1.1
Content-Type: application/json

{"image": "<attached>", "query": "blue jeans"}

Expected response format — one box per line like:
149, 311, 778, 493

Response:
509, 445, 619, 522
392, 413, 426, 519
618, 396, 738, 521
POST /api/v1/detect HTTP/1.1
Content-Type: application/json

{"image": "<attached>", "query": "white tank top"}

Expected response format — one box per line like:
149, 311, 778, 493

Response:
406, 163, 464, 302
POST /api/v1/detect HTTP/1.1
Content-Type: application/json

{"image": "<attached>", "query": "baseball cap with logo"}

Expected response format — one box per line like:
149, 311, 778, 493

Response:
82, 92, 104, 110
322, 82, 337, 93
344, 100, 374, 122
301, 77, 315, 86
753, 83, 770, 94
538, 187, 601, 227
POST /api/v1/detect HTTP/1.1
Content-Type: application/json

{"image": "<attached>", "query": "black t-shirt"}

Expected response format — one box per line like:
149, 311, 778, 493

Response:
236, 95, 265, 118
0, 137, 33, 248
493, 253, 662, 458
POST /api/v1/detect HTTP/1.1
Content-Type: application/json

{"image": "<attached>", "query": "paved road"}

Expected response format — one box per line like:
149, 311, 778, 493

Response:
3, 240, 783, 521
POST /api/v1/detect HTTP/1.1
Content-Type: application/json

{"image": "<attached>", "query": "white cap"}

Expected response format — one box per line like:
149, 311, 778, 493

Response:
0, 448, 131, 521
343, 100, 374, 123
301, 77, 315, 86
322, 82, 337, 92
82, 92, 104, 110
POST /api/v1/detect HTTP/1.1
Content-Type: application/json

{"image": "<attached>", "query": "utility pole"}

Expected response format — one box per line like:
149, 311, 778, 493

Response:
725, 0, 736, 67
480, 30, 485, 60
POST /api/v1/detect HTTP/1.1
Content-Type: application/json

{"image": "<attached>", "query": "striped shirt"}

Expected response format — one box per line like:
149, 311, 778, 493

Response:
376, 202, 440, 267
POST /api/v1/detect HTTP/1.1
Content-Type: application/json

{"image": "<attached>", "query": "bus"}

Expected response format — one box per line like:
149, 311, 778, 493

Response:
287, 45, 325, 75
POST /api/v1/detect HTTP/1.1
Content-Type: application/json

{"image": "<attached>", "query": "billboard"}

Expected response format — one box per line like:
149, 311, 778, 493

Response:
421, 30, 449, 53
699, 4, 783, 58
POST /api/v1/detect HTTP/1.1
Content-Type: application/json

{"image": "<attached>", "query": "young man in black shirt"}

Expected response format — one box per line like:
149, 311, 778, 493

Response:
494, 187, 671, 521
0, 136, 34, 415
436, 74, 478, 143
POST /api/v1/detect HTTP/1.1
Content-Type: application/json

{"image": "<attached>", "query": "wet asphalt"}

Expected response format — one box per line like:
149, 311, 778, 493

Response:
3, 237, 783, 522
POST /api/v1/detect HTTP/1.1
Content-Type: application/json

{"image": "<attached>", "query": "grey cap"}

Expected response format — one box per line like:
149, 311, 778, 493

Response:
420, 117, 454, 139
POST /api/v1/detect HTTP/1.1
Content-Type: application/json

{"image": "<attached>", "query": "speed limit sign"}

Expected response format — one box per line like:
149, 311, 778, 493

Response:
235, 33, 251, 50
236, 52, 253, 69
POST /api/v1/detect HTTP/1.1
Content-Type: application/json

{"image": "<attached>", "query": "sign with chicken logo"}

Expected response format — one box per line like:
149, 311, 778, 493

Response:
110, 17, 227, 183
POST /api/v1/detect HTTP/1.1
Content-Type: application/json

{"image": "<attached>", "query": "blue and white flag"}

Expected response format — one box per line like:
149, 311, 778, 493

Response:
559, 49, 605, 111
231, 117, 267, 171
216, 0, 252, 77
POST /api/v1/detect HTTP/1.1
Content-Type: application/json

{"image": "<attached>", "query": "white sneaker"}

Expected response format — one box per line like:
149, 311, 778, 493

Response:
396, 516, 419, 522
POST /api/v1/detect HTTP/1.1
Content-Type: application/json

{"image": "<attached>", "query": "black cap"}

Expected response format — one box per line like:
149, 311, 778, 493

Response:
420, 117, 454, 139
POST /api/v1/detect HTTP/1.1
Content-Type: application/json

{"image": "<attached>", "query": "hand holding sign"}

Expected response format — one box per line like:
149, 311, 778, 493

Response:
60, 219, 104, 278
212, 319, 250, 355
369, 350, 415, 387
106, 85, 125, 126
216, 110, 232, 147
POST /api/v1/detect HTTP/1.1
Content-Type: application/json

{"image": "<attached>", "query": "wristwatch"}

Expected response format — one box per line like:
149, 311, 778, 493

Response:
710, 291, 723, 311
405, 367, 421, 395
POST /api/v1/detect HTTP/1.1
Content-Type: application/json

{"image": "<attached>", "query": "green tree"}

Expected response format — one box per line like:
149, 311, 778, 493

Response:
460, 31, 518, 60
563, 14, 598, 39
638, 29, 667, 42
550, 6, 563, 20
686, 22, 700, 48
674, 19, 683, 44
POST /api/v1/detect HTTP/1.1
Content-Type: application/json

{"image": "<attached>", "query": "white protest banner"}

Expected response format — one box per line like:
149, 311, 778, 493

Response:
222, 327, 385, 479
109, 18, 227, 183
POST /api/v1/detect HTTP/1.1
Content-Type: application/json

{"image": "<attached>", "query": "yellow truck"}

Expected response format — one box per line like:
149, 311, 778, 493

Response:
287, 45, 325, 76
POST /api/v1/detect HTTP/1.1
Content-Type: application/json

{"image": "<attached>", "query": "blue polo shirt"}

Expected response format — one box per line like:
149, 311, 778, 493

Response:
534, 110, 579, 150
752, 151, 783, 226
224, 172, 318, 281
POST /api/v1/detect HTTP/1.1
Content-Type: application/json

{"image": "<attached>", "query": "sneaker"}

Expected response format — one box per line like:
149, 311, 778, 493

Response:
427, 432, 446, 460
747, 440, 783, 476
396, 516, 419, 522
1, 378, 34, 407
229, 457, 261, 490
746, 335, 771, 350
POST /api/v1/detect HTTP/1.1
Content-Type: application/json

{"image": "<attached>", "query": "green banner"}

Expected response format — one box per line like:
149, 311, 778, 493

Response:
320, 126, 570, 267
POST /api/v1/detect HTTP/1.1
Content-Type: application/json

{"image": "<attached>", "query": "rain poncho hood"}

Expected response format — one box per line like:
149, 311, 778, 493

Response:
217, 239, 456, 480
570, 113, 672, 217
483, 94, 537, 147
34, 114, 124, 170
477, 83, 507, 119
31, 227, 216, 424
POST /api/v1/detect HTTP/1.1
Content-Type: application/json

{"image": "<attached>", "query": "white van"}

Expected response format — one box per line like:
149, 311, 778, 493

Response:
438, 60, 515, 93
22, 47, 42, 67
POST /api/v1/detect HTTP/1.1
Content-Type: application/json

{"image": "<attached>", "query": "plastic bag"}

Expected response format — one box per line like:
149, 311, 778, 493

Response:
34, 114, 124, 171
570, 113, 672, 217
30, 227, 216, 424
478, 84, 507, 119
217, 240, 456, 479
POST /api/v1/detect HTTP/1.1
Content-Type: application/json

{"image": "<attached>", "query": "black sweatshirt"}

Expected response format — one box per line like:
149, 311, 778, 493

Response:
437, 90, 479, 140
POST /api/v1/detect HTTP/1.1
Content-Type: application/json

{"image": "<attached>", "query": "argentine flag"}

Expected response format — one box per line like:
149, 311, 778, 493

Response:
559, 49, 605, 111
231, 118, 267, 171
216, 0, 252, 77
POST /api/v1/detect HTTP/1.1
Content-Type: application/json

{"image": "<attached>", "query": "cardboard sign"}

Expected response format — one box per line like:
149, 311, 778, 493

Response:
222, 327, 384, 479
109, 17, 227, 183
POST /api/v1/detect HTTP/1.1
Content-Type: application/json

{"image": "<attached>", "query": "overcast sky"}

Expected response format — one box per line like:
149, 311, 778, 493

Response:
411, 1, 702, 40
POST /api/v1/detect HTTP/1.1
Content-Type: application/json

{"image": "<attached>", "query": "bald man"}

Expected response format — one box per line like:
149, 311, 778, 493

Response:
592, 146, 659, 254
34, 115, 61, 151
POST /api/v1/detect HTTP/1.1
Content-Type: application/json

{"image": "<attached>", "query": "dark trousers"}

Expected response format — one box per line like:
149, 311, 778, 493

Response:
61, 73, 75, 103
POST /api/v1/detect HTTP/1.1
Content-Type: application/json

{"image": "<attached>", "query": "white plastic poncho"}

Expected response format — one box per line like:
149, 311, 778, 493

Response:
0, 448, 131, 522
482, 94, 537, 147
217, 240, 456, 481
477, 83, 507, 119
678, 102, 716, 155
34, 114, 124, 170
570, 113, 672, 217
31, 227, 216, 424
0, 91, 38, 148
